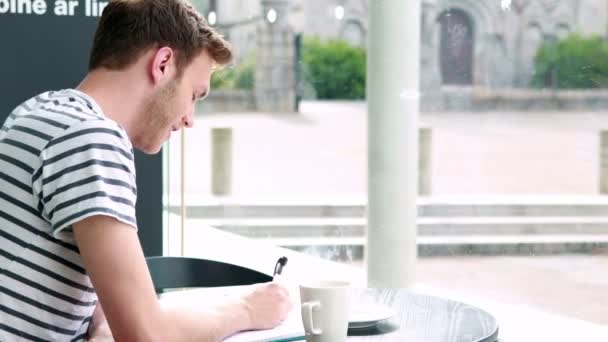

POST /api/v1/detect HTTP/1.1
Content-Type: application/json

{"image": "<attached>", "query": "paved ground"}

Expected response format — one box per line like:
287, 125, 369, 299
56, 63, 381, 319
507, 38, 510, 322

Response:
416, 255, 608, 325
165, 102, 608, 334
167, 101, 608, 198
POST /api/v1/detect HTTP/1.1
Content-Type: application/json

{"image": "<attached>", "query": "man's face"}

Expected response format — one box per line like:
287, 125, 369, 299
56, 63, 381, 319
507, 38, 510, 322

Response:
135, 50, 213, 154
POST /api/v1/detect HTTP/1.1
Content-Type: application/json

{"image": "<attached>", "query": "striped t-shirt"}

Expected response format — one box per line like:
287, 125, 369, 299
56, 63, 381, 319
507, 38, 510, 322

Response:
0, 89, 138, 341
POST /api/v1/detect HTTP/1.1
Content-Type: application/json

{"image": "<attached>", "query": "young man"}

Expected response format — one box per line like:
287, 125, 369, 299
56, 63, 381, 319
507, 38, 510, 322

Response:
0, 0, 292, 341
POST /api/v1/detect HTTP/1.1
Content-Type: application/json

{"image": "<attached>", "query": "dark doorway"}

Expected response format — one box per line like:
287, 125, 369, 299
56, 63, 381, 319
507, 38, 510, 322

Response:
439, 9, 474, 85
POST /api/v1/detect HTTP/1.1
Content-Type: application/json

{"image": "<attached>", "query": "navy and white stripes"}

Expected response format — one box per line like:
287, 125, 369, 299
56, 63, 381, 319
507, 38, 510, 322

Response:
0, 89, 137, 341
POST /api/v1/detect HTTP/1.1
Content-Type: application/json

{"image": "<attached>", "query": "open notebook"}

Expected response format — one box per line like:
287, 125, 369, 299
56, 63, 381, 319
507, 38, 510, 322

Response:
160, 286, 305, 341
223, 307, 305, 342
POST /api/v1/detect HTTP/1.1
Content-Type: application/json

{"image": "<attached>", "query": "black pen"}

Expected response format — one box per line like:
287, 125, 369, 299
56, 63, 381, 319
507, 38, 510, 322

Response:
273, 256, 288, 279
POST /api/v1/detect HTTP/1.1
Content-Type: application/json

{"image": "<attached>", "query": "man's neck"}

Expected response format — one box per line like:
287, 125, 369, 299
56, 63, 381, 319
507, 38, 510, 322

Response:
76, 68, 146, 139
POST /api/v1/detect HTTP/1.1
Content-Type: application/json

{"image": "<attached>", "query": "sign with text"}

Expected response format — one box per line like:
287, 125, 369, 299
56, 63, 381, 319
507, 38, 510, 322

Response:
0, 0, 107, 16
0, 1, 163, 256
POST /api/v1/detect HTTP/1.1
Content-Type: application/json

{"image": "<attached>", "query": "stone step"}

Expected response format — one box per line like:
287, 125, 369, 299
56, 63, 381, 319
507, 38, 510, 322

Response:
171, 198, 608, 218
197, 216, 608, 237
419, 203, 608, 217
172, 197, 608, 256
263, 234, 608, 246
264, 235, 608, 257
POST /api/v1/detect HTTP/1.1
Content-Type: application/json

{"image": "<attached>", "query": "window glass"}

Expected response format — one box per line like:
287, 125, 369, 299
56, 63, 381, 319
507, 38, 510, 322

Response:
165, 0, 608, 338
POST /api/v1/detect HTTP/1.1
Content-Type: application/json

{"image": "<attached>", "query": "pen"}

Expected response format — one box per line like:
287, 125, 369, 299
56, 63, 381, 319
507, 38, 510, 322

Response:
273, 256, 288, 278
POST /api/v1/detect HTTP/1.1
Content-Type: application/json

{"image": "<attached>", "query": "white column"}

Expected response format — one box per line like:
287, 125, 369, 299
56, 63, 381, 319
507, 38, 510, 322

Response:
180, 129, 186, 256
367, 0, 420, 287
600, 131, 608, 194
211, 128, 233, 196
419, 127, 432, 196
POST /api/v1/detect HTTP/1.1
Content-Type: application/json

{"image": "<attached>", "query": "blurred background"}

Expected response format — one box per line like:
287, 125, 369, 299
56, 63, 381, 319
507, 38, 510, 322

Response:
164, 1, 608, 340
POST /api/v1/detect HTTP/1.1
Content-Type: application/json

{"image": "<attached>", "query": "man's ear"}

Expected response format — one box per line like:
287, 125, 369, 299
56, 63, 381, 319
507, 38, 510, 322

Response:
150, 47, 175, 85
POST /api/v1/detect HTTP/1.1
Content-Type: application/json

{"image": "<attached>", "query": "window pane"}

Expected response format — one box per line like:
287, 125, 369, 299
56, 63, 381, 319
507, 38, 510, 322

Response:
165, 1, 608, 339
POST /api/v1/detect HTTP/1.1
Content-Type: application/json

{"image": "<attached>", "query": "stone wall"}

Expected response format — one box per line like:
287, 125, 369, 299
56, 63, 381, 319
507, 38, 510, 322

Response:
422, 87, 608, 112
196, 90, 256, 114
199, 88, 608, 113
254, 0, 296, 113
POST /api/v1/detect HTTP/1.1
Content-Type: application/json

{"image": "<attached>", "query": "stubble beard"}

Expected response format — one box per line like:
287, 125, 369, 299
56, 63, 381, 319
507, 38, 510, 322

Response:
137, 79, 178, 154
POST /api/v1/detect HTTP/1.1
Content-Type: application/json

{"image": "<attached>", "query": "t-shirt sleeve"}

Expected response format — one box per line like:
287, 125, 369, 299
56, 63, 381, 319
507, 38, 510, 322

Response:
33, 120, 138, 241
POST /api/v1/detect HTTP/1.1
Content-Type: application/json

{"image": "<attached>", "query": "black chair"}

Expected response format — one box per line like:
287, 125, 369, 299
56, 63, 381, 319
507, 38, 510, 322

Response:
146, 256, 272, 293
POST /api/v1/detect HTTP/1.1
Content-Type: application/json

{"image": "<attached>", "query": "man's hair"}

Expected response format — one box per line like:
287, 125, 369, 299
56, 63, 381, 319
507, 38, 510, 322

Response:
89, 0, 232, 77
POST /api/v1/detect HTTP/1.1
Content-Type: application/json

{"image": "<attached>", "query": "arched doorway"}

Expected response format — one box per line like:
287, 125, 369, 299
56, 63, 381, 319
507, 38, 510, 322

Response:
439, 9, 474, 85
341, 19, 366, 47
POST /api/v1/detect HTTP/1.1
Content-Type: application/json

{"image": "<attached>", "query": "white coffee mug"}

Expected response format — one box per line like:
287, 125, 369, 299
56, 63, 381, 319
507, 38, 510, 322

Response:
300, 281, 351, 342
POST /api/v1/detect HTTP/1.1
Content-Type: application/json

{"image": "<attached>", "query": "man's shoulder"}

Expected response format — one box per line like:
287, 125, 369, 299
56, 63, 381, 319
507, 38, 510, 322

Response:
15, 89, 95, 116
17, 89, 131, 147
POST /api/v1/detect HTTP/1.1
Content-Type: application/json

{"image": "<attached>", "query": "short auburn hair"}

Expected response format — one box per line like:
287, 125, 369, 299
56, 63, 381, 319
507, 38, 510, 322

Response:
89, 0, 232, 77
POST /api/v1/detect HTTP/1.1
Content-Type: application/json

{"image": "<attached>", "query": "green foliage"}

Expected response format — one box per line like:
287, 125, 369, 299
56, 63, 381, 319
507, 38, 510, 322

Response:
532, 34, 608, 89
210, 39, 366, 99
301, 37, 366, 99
210, 67, 236, 89
211, 53, 255, 90
234, 60, 255, 90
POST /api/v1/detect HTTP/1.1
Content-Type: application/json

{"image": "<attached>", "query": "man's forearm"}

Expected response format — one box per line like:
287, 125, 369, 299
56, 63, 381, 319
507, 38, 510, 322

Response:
87, 298, 250, 342
160, 296, 252, 342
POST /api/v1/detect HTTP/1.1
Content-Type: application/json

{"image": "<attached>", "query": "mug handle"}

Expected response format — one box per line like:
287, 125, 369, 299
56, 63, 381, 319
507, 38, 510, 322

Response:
301, 301, 322, 335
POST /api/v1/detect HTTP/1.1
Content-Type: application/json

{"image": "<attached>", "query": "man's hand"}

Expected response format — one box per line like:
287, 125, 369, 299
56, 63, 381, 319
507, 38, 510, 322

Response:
241, 282, 293, 330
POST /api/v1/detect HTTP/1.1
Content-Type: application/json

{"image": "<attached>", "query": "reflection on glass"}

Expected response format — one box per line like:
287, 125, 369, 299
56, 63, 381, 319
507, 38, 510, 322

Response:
266, 8, 277, 24
334, 5, 344, 21
208, 11, 217, 25
165, 1, 608, 337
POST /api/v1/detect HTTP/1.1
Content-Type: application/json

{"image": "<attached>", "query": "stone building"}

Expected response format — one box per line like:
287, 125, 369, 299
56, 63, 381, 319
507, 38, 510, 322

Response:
199, 0, 607, 89
419, 0, 607, 89
193, 0, 608, 112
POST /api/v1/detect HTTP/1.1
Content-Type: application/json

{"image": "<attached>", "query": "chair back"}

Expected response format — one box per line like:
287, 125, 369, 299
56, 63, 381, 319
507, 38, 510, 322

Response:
146, 256, 272, 292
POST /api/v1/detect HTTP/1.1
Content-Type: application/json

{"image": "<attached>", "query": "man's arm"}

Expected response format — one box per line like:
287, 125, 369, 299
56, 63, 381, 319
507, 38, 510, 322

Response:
74, 215, 291, 342
87, 303, 113, 342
